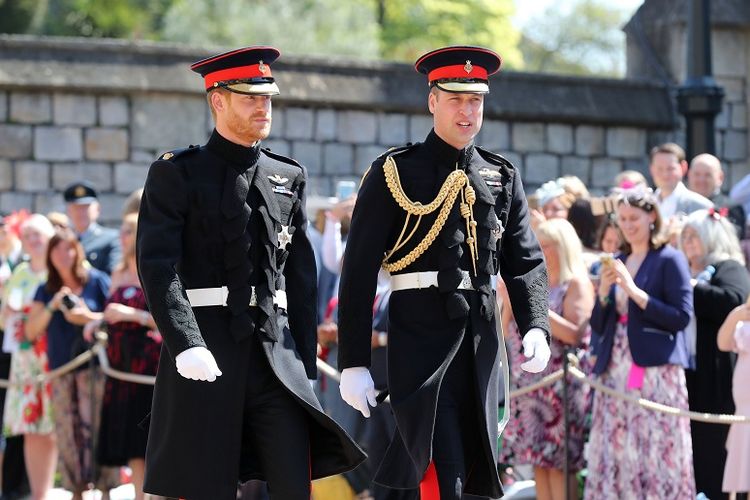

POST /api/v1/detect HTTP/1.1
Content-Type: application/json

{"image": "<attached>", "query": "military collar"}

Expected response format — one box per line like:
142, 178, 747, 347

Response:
77, 222, 100, 240
206, 129, 261, 172
424, 129, 475, 171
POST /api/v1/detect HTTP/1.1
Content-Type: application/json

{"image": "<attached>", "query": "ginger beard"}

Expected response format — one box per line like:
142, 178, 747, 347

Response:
222, 93, 272, 145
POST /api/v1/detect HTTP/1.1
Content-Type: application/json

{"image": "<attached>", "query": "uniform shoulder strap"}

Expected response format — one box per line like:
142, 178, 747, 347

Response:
376, 142, 420, 160
157, 144, 200, 162
475, 145, 515, 172
361, 142, 420, 185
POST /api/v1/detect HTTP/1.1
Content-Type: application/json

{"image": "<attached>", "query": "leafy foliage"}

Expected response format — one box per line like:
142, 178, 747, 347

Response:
377, 0, 523, 68
0, 0, 629, 77
519, 0, 630, 76
161, 0, 380, 58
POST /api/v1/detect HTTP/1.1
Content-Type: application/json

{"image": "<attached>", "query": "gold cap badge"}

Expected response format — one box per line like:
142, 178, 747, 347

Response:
258, 60, 267, 74
74, 186, 86, 197
464, 60, 473, 74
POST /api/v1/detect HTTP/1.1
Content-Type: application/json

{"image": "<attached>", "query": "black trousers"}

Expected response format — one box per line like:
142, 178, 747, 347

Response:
431, 334, 482, 500
238, 336, 311, 500
173, 336, 311, 500
691, 420, 730, 500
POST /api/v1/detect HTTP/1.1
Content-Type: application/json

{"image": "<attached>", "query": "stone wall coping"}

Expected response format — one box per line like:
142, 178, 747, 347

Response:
0, 35, 675, 128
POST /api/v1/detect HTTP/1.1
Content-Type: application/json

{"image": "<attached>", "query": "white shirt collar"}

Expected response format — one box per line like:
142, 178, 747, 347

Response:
656, 181, 687, 218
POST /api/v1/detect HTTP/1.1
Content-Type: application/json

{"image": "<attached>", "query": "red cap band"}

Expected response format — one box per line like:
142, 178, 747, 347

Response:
204, 64, 273, 89
427, 64, 488, 83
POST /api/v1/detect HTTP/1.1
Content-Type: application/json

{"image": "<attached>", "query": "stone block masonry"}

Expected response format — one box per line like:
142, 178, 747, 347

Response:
1, 30, 748, 226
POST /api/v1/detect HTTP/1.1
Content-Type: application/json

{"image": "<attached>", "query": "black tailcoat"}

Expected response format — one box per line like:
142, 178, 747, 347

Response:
137, 130, 365, 500
337, 130, 550, 498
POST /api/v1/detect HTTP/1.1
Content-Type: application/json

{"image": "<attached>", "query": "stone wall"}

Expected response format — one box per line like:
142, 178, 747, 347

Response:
2, 19, 745, 225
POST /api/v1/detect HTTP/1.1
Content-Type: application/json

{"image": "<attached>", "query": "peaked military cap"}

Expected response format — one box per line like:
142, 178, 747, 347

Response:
415, 45, 502, 94
63, 181, 98, 204
190, 46, 281, 96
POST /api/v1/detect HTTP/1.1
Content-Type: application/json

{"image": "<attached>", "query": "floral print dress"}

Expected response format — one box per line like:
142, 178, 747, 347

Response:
499, 283, 591, 470
584, 287, 695, 499
98, 285, 161, 465
2, 262, 53, 436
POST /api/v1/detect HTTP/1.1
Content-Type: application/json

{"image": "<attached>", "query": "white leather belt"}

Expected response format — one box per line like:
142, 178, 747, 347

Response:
186, 286, 287, 310
390, 270, 473, 292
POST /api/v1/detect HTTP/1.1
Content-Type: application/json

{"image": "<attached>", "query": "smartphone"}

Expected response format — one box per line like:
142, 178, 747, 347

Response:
61, 294, 79, 310
336, 180, 356, 200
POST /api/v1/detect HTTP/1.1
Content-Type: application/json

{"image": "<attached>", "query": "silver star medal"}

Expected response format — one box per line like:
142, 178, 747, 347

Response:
278, 225, 293, 249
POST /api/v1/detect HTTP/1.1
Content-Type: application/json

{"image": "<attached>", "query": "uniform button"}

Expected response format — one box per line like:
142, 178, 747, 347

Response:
89, 252, 98, 261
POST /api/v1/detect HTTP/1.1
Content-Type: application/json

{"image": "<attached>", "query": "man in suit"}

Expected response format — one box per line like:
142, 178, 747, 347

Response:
136, 46, 364, 500
63, 181, 121, 274
337, 46, 551, 500
688, 153, 746, 238
649, 142, 713, 220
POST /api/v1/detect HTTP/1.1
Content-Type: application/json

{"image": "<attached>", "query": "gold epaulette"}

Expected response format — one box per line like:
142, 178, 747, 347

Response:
381, 156, 478, 274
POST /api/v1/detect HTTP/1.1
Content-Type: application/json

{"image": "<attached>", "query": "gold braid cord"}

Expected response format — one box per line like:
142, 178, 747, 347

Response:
381, 156, 478, 273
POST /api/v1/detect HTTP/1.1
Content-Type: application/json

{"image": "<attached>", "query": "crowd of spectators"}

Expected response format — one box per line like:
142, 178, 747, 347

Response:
0, 183, 159, 500
309, 143, 750, 500
1, 140, 750, 500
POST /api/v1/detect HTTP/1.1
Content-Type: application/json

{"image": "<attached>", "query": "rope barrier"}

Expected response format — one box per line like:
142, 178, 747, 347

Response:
508, 370, 564, 398
566, 362, 750, 425
2, 338, 748, 425
0, 348, 94, 389
91, 338, 157, 386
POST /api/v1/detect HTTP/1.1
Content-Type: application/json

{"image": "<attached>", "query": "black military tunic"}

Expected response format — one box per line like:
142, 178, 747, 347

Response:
137, 130, 365, 499
337, 130, 550, 498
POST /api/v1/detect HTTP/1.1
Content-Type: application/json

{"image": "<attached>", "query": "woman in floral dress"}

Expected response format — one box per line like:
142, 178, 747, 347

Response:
1, 214, 57, 500
499, 218, 594, 500
587, 189, 695, 499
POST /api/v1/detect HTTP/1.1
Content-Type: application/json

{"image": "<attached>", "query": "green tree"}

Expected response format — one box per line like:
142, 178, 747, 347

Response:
520, 0, 629, 76
378, 0, 523, 68
161, 0, 380, 59
0, 0, 173, 38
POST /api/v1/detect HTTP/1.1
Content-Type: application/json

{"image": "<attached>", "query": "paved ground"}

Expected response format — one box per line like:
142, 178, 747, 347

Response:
46, 484, 136, 499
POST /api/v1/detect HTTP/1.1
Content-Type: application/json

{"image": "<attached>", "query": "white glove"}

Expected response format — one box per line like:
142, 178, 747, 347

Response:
339, 367, 377, 418
175, 346, 222, 382
520, 328, 551, 373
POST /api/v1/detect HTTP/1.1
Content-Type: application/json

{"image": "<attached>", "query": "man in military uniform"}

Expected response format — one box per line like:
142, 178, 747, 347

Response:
337, 46, 552, 499
64, 181, 121, 274
136, 46, 365, 500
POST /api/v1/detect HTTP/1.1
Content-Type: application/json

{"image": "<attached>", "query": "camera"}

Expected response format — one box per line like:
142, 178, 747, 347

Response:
61, 294, 79, 310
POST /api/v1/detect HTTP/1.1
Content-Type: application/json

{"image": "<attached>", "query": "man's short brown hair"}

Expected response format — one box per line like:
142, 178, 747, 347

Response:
649, 142, 685, 163
207, 87, 230, 121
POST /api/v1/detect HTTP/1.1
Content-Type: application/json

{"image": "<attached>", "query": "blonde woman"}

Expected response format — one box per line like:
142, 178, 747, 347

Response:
498, 218, 594, 500
85, 213, 159, 500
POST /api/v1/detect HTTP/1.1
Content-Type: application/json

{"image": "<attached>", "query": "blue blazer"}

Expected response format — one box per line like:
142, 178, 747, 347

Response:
79, 222, 121, 275
590, 244, 693, 374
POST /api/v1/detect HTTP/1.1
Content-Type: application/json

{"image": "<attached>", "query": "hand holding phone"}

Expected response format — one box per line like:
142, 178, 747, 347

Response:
336, 180, 356, 200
